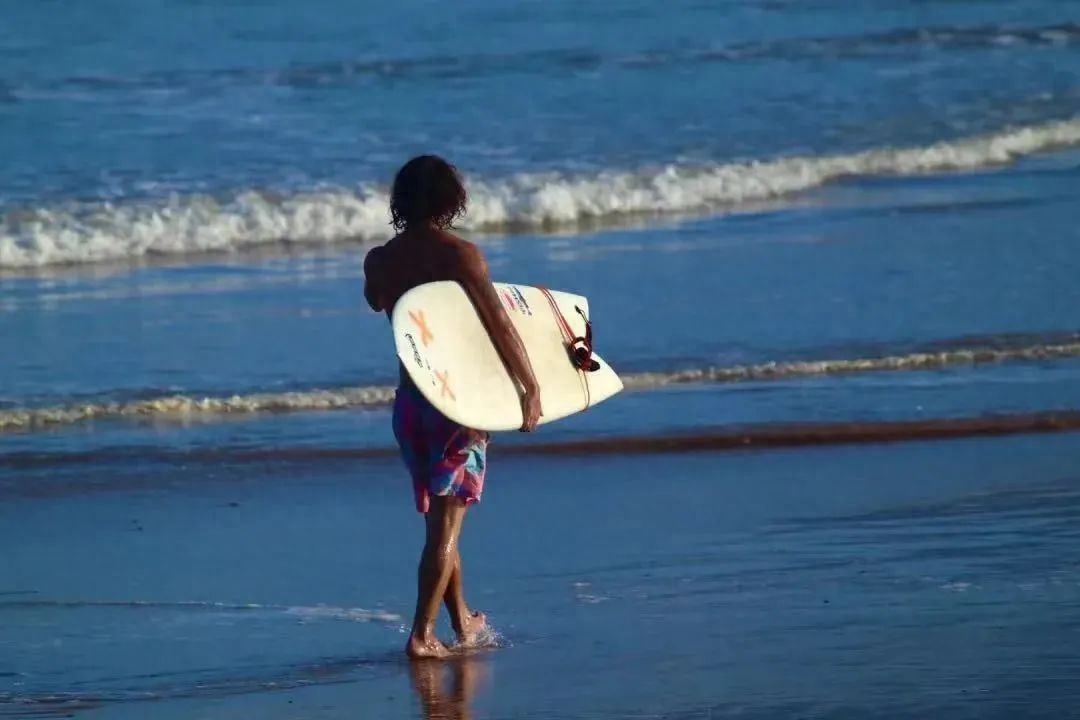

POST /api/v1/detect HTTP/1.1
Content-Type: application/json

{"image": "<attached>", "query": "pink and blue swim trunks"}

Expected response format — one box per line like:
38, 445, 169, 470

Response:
392, 382, 489, 514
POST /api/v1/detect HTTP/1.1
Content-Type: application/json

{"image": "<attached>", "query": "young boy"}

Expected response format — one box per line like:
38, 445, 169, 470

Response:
363, 155, 542, 659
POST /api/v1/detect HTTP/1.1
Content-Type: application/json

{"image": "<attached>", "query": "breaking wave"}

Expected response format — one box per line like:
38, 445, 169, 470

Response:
2, 117, 1079, 269
3, 337, 1078, 434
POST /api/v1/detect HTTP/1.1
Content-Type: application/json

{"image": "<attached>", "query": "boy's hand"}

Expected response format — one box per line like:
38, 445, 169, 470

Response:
520, 387, 542, 432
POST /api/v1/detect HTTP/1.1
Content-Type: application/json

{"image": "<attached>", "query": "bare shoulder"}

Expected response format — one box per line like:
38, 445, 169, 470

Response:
363, 241, 388, 273
364, 235, 408, 273
439, 232, 488, 277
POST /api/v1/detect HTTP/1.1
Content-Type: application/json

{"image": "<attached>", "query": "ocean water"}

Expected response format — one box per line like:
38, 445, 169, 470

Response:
2, 0, 1080, 718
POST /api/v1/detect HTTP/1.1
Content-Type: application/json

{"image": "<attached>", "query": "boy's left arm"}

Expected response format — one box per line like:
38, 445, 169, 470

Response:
363, 247, 384, 311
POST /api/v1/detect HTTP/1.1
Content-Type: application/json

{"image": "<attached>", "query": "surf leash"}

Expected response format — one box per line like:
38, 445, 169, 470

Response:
538, 287, 601, 374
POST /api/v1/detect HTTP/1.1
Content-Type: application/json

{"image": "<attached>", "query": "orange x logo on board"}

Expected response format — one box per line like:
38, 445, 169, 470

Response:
408, 310, 434, 347
435, 369, 456, 402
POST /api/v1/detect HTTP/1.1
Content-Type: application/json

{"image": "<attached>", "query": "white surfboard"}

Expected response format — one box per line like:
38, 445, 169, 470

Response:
391, 281, 623, 432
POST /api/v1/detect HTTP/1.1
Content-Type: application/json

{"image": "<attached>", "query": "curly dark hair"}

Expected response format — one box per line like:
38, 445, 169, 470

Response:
390, 155, 467, 231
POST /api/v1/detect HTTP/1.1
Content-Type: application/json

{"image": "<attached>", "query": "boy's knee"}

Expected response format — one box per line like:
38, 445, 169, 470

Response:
422, 538, 455, 570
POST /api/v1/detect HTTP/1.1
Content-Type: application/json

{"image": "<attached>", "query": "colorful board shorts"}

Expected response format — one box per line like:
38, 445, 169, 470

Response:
392, 383, 489, 514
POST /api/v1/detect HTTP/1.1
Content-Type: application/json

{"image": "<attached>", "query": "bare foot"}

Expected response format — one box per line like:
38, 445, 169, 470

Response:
456, 610, 487, 646
406, 633, 451, 660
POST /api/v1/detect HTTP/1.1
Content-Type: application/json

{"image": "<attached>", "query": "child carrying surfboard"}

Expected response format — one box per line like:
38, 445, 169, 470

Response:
363, 155, 543, 659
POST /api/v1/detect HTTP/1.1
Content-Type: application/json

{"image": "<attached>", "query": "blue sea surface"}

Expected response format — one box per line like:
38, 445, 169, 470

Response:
2, 1, 1080, 718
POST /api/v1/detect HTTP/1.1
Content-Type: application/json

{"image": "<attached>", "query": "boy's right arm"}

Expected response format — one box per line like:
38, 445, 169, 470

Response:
456, 244, 542, 431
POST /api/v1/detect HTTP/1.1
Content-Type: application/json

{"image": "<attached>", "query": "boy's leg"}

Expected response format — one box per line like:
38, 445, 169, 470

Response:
433, 427, 489, 645
443, 547, 486, 644
407, 496, 468, 659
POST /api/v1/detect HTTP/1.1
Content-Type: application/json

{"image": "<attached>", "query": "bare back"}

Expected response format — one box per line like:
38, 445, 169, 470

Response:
363, 228, 477, 316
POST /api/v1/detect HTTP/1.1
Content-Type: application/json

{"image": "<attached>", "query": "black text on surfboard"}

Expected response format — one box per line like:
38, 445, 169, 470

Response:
404, 333, 423, 368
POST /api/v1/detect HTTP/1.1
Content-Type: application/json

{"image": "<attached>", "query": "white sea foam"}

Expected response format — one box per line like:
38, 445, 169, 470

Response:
0, 386, 395, 431
3, 340, 1078, 434
284, 605, 402, 624
2, 118, 1079, 269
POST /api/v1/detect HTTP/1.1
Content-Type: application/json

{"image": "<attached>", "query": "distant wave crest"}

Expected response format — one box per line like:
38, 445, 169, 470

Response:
619, 341, 1080, 389
2, 117, 1079, 269
17, 22, 1080, 94
0, 598, 401, 624
3, 338, 1078, 434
